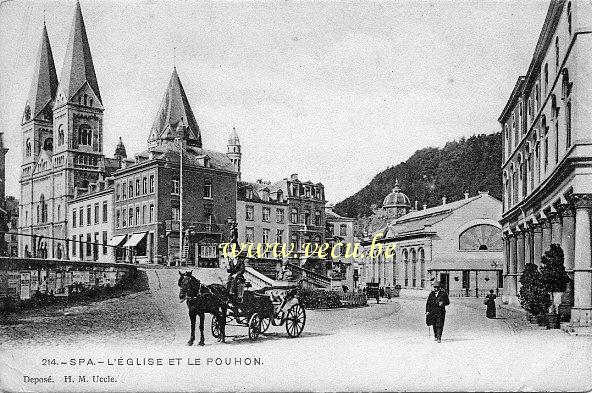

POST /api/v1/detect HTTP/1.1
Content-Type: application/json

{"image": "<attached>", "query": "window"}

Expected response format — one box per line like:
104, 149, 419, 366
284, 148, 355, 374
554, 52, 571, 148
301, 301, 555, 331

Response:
102, 231, 108, 255
411, 249, 417, 287
555, 36, 560, 72
262, 228, 270, 244
518, 101, 523, 135
315, 211, 321, 226
79, 234, 84, 258
142, 177, 147, 194
276, 209, 284, 223
116, 184, 120, 201
304, 209, 311, 225
276, 229, 284, 244
102, 201, 108, 223
94, 203, 99, 224
568, 2, 572, 34
277, 191, 283, 203
149, 204, 155, 223
459, 224, 503, 251
172, 179, 180, 195
291, 208, 298, 224
544, 63, 549, 93
72, 235, 77, 256
403, 250, 409, 287
305, 187, 310, 198
78, 125, 92, 146
512, 113, 518, 143
79, 207, 84, 226
171, 207, 180, 221
26, 139, 31, 157
246, 205, 254, 221
116, 209, 121, 228
419, 249, 425, 288
136, 206, 140, 225
555, 122, 560, 164
87, 205, 91, 225
57, 205, 61, 221
262, 207, 270, 222
142, 205, 147, 225
291, 234, 299, 250
340, 224, 347, 237
86, 233, 92, 256
535, 82, 540, 111
122, 181, 127, 199
122, 208, 127, 227
246, 188, 253, 199
58, 125, 64, 146
245, 227, 254, 243
128, 182, 133, 199
566, 101, 572, 148
73, 210, 77, 228
200, 244, 218, 258
544, 137, 549, 171
462, 271, 470, 289
149, 175, 155, 193
203, 180, 212, 198
136, 178, 140, 196
128, 208, 133, 227
315, 188, 321, 200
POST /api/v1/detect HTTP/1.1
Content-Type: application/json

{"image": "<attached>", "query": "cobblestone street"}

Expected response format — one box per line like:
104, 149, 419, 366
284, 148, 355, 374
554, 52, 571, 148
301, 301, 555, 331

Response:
2, 268, 591, 391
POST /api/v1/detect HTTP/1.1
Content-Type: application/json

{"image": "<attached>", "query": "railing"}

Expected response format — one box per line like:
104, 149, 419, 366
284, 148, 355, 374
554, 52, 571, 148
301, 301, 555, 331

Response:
448, 288, 502, 298
244, 267, 276, 290
164, 220, 223, 234
286, 263, 330, 288
338, 292, 367, 307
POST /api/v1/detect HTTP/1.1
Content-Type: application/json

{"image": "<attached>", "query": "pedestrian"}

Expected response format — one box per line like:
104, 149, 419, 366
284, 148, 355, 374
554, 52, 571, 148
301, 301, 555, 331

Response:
484, 289, 497, 318
375, 290, 380, 304
386, 290, 391, 302
425, 281, 450, 343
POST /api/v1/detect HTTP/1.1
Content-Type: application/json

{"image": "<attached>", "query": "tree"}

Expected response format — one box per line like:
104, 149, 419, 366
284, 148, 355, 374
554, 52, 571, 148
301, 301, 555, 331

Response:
519, 262, 551, 315
540, 244, 570, 314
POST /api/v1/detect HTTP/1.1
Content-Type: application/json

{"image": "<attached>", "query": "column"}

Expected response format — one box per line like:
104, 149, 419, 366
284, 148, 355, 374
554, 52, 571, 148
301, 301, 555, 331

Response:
571, 195, 592, 326
559, 204, 576, 308
541, 218, 552, 257
533, 223, 543, 266
508, 234, 518, 300
524, 225, 532, 266
516, 230, 525, 293
550, 212, 563, 245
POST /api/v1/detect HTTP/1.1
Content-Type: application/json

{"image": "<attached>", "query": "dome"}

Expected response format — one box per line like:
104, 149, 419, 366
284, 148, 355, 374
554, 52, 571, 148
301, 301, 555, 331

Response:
382, 180, 410, 208
114, 137, 127, 159
228, 127, 240, 145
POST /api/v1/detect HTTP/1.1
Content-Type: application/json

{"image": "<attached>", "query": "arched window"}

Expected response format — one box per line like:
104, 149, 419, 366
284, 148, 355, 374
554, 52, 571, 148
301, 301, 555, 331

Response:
459, 224, 503, 251
78, 124, 92, 146
39, 195, 45, 223
43, 138, 53, 151
419, 248, 425, 288
142, 177, 148, 194
128, 208, 134, 227
411, 249, 417, 287
58, 125, 64, 146
26, 139, 32, 157
403, 250, 409, 287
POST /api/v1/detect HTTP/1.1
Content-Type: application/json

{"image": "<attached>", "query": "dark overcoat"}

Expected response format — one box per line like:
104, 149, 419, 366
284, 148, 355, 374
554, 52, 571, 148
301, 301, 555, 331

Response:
425, 290, 450, 327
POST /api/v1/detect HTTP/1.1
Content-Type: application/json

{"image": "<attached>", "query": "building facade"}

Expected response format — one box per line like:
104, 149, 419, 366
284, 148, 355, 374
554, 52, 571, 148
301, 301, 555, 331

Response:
361, 186, 504, 297
18, 3, 121, 259
325, 205, 356, 290
499, 0, 592, 326
67, 178, 114, 263
111, 69, 237, 266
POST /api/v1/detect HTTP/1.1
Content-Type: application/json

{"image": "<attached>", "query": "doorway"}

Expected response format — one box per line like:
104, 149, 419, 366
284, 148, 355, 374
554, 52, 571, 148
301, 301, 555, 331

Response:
439, 273, 450, 293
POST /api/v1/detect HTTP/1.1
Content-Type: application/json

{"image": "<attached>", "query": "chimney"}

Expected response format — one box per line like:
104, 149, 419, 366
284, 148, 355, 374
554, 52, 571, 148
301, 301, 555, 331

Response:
291, 173, 298, 181
423, 204, 427, 210
442, 196, 447, 205
464, 192, 469, 200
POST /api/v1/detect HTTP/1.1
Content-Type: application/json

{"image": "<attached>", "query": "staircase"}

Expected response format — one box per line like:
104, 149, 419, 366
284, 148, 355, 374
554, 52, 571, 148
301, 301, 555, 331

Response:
285, 263, 330, 289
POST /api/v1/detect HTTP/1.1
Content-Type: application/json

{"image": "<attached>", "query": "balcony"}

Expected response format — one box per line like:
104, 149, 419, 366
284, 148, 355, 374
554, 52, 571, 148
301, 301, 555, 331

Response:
164, 220, 223, 234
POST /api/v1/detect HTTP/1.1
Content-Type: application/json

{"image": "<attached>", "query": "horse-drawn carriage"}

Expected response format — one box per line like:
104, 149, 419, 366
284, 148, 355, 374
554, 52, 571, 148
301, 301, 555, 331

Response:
212, 285, 306, 341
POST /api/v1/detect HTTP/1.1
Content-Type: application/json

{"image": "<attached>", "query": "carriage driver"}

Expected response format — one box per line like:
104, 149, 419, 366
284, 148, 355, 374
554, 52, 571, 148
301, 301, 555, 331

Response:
227, 257, 246, 301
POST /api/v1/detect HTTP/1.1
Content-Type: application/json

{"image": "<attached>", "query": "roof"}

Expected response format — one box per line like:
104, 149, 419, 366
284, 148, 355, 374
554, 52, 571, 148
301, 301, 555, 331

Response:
58, 1, 102, 104
147, 68, 201, 147
237, 180, 285, 203
24, 23, 58, 123
325, 207, 354, 222
228, 127, 240, 145
136, 140, 234, 172
382, 180, 410, 207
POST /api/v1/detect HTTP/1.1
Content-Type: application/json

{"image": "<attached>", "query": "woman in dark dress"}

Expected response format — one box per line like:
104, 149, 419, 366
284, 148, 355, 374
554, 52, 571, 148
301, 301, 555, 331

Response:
485, 289, 497, 318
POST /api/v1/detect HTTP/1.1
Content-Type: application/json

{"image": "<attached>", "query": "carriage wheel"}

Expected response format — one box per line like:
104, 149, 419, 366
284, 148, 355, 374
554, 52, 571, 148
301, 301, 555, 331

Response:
285, 303, 306, 338
211, 316, 221, 339
260, 317, 271, 333
248, 313, 262, 341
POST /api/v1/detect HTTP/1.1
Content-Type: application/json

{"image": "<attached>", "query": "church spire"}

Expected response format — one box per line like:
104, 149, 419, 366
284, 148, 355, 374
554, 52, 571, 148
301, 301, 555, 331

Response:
58, 1, 101, 104
23, 22, 58, 124
147, 68, 202, 148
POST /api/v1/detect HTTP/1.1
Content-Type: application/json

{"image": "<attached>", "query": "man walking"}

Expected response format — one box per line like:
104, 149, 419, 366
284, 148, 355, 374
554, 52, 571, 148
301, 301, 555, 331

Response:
425, 281, 450, 343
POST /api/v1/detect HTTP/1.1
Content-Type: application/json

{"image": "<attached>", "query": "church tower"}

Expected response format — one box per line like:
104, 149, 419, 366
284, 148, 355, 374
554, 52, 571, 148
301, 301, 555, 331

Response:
19, 21, 58, 257
227, 127, 241, 181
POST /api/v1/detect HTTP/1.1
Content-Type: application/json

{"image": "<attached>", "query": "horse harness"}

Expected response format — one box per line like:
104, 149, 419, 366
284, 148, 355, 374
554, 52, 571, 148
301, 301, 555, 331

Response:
186, 280, 213, 302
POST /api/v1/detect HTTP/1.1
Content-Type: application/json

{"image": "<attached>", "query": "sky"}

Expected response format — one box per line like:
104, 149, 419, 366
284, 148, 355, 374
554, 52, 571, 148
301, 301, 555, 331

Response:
0, 0, 549, 204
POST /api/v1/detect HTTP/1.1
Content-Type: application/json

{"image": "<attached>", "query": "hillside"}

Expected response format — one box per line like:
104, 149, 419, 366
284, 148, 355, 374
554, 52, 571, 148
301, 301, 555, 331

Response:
334, 132, 502, 219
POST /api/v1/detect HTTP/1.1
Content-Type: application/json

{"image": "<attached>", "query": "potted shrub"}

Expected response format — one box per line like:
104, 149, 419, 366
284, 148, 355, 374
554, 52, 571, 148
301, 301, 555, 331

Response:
519, 263, 551, 324
540, 244, 570, 329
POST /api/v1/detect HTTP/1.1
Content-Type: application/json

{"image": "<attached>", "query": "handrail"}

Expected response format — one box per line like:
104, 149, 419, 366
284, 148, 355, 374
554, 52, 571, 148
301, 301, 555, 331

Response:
286, 262, 330, 287
244, 267, 276, 290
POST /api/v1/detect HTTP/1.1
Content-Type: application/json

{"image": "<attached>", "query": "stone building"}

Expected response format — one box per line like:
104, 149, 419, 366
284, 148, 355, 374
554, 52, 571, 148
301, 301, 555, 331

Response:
18, 3, 121, 259
111, 69, 237, 266
499, 0, 592, 327
361, 185, 503, 297
325, 204, 356, 290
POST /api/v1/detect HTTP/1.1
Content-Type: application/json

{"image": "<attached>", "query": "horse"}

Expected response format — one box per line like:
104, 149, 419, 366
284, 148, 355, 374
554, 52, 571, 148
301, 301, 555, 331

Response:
178, 271, 228, 346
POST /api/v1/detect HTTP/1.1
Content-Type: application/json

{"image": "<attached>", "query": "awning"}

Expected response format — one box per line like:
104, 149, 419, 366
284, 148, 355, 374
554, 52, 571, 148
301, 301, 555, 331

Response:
123, 232, 147, 247
107, 235, 127, 247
